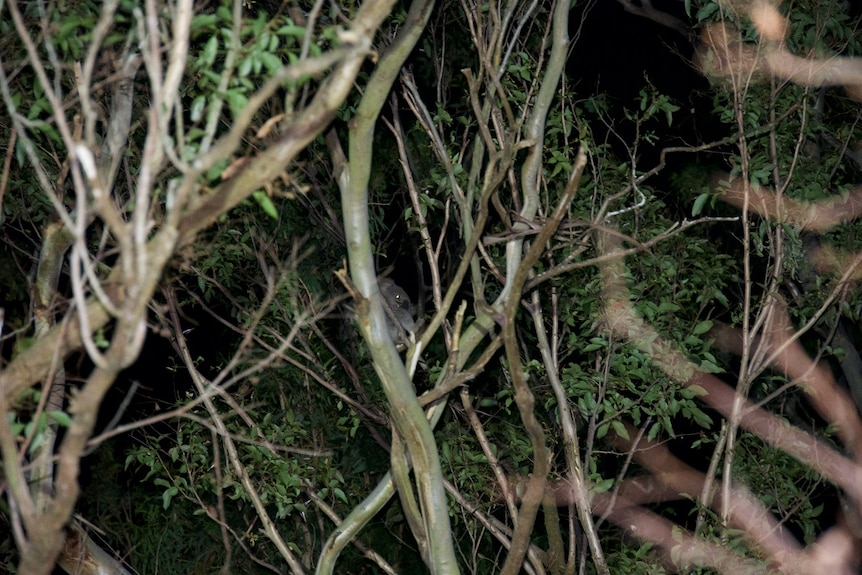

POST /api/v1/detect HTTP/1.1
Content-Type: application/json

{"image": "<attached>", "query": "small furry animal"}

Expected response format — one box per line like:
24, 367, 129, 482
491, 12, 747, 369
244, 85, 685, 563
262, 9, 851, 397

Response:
379, 277, 418, 345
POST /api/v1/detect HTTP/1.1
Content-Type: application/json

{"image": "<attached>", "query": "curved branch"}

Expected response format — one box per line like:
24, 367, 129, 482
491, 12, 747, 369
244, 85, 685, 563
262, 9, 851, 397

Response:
334, 0, 460, 573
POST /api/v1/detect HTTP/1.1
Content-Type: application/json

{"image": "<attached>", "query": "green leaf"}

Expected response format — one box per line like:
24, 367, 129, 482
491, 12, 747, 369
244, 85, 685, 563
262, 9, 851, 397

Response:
224, 90, 248, 116
190, 95, 206, 123
260, 52, 282, 73
202, 35, 218, 68
253, 191, 278, 219
692, 191, 709, 216
657, 301, 680, 313
681, 384, 708, 398
583, 337, 606, 352
596, 422, 609, 439
190, 13, 218, 31
48, 410, 71, 427
611, 420, 629, 440
664, 103, 679, 126
692, 319, 713, 335
698, 358, 723, 373
696, 2, 719, 22
593, 477, 614, 493
258, 31, 271, 51
201, 69, 222, 84
238, 57, 253, 78
162, 485, 179, 509
689, 406, 713, 428
278, 24, 306, 38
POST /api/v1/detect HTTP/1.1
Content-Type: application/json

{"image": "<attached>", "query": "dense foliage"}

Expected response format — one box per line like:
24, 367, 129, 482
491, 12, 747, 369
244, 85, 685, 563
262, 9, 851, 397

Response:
2, 0, 862, 574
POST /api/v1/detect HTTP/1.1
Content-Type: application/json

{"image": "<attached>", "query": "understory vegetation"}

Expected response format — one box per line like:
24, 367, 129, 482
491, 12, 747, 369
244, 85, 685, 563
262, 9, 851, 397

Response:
2, 0, 862, 574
